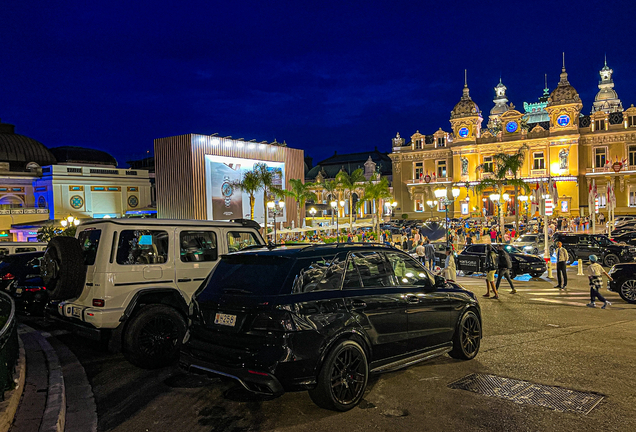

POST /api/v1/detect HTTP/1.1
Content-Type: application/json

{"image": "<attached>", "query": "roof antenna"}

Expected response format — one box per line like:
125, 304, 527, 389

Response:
544, 73, 547, 89
604, 53, 607, 66
562, 52, 565, 70
464, 69, 467, 87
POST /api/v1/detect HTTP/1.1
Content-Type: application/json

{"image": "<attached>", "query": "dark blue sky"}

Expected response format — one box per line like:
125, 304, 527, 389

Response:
2, 0, 636, 167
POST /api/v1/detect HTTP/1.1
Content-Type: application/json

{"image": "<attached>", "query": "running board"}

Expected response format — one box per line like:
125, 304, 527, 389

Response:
370, 346, 452, 374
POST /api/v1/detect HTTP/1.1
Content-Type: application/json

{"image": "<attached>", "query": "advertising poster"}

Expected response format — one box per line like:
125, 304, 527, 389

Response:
205, 155, 285, 223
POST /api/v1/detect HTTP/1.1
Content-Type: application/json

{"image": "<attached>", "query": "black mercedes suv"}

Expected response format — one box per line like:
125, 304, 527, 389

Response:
457, 244, 546, 278
180, 243, 481, 411
552, 233, 636, 267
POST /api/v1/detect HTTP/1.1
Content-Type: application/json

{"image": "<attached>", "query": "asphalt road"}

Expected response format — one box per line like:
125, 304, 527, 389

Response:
28, 269, 636, 432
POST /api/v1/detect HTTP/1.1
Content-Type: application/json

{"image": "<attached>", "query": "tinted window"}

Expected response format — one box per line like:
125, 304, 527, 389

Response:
117, 230, 169, 265
343, 251, 393, 288
386, 251, 434, 286
594, 236, 612, 246
518, 235, 537, 242
197, 255, 294, 298
0, 248, 8, 257
15, 247, 37, 253
504, 245, 521, 254
78, 229, 102, 265
180, 231, 217, 262
318, 254, 347, 291
227, 231, 260, 252
290, 254, 339, 293
468, 244, 485, 253
577, 236, 592, 245
560, 236, 577, 244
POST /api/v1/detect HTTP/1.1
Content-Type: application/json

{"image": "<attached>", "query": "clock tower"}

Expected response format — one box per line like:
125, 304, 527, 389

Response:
449, 71, 483, 142
545, 58, 582, 133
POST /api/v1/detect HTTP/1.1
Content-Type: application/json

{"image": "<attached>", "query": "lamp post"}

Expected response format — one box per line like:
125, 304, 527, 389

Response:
267, 200, 285, 244
489, 193, 501, 240
330, 201, 343, 242
518, 195, 528, 227
309, 207, 316, 227
60, 215, 80, 228
435, 187, 460, 248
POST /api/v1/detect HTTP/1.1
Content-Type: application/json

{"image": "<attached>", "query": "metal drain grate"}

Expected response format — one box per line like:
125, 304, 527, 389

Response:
448, 374, 604, 415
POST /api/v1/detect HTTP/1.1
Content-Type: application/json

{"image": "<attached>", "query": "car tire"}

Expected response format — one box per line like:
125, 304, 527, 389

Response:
309, 340, 368, 411
603, 254, 620, 268
123, 304, 187, 369
449, 309, 481, 360
41, 236, 86, 300
619, 279, 636, 304
532, 248, 539, 255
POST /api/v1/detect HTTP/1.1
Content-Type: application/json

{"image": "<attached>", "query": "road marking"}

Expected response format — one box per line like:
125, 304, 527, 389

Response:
529, 298, 592, 307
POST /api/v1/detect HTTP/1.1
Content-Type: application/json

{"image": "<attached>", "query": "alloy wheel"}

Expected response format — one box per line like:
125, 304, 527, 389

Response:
137, 316, 180, 357
330, 346, 367, 405
604, 254, 619, 267
621, 280, 636, 302
461, 314, 481, 356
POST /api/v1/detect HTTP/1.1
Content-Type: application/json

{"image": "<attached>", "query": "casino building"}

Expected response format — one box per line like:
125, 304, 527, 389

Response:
390, 59, 636, 219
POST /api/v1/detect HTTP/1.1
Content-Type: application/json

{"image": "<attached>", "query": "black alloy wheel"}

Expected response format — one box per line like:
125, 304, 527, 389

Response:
619, 279, 636, 304
604, 254, 620, 268
532, 248, 539, 255
309, 340, 369, 411
449, 310, 481, 360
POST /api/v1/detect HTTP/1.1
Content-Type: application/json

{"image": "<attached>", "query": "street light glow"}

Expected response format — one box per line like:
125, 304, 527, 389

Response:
434, 188, 446, 198
451, 188, 460, 198
490, 193, 501, 202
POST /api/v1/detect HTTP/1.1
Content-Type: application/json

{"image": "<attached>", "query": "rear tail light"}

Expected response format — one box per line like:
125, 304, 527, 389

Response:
1, 273, 14, 281
24, 286, 46, 292
92, 299, 105, 307
251, 311, 298, 332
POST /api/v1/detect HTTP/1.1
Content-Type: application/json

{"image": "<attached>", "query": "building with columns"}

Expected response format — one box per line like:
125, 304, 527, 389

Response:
390, 59, 636, 219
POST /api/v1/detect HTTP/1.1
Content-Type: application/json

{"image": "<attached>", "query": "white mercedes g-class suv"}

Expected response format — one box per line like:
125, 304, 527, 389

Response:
42, 218, 265, 368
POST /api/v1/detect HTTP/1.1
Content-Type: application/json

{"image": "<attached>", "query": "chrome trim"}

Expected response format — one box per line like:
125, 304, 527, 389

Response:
370, 345, 452, 374
186, 364, 273, 395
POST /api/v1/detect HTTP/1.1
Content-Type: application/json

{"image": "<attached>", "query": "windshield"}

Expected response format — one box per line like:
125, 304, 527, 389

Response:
504, 245, 521, 254
515, 235, 537, 242
196, 254, 295, 300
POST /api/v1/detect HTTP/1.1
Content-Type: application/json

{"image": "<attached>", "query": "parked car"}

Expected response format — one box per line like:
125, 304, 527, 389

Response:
457, 243, 546, 278
42, 218, 266, 368
551, 233, 636, 267
610, 225, 636, 237
512, 234, 545, 255
608, 263, 636, 303
607, 215, 636, 229
181, 243, 482, 411
0, 251, 48, 315
0, 242, 48, 258
611, 231, 636, 246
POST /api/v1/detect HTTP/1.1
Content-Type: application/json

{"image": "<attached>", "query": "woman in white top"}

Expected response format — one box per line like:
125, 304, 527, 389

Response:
441, 247, 457, 282
587, 255, 613, 309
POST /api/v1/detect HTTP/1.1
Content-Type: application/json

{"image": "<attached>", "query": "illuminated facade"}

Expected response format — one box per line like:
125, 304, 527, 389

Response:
390, 60, 636, 219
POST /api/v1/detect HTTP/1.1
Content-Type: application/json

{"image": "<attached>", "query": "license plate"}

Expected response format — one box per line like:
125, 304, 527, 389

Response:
15, 288, 22, 294
214, 313, 237, 327
72, 307, 82, 318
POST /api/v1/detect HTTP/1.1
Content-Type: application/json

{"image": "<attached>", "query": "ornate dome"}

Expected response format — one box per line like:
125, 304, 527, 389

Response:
0, 119, 56, 170
451, 85, 480, 119
595, 87, 619, 102
547, 67, 581, 106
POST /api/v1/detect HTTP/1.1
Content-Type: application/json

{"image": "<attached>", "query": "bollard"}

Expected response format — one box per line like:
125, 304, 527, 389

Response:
547, 261, 553, 278
577, 259, 584, 275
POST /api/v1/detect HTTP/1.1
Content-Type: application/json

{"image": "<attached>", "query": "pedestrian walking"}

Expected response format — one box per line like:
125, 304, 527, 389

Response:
587, 255, 613, 308
440, 247, 457, 282
483, 244, 499, 299
554, 241, 569, 289
415, 241, 426, 264
424, 239, 436, 270
495, 244, 516, 293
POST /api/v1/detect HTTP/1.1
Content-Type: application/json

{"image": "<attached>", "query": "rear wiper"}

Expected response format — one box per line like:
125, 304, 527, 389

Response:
223, 288, 253, 294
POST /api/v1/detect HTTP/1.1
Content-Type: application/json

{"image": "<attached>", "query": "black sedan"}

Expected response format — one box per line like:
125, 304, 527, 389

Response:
181, 244, 481, 411
457, 243, 546, 278
0, 251, 48, 315
611, 231, 636, 246
608, 263, 636, 304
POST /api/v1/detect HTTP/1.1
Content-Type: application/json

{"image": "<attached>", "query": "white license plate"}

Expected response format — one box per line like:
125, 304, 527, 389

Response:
15, 288, 22, 294
72, 307, 82, 318
214, 313, 237, 327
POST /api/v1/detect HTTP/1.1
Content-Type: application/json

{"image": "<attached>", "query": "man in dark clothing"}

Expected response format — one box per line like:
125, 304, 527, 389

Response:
495, 244, 516, 294
423, 239, 436, 270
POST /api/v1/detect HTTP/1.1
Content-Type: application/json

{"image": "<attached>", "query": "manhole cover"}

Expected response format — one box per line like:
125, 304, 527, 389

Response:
449, 374, 604, 415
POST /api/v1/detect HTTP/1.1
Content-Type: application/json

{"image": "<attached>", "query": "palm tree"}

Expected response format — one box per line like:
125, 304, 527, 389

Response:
476, 145, 530, 240
254, 162, 282, 237
232, 169, 261, 220
320, 179, 339, 234
361, 174, 392, 240
276, 178, 317, 229
335, 168, 366, 232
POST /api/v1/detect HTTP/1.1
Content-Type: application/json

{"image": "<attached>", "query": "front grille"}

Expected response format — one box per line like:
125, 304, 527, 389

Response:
449, 374, 604, 415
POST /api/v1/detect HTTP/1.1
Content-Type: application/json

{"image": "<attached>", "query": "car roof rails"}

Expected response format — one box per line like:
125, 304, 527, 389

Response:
230, 219, 262, 229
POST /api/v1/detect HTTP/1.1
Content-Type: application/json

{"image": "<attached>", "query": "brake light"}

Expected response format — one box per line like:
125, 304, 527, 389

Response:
251, 311, 298, 332
248, 370, 269, 376
24, 287, 45, 292
1, 273, 14, 281
92, 299, 105, 307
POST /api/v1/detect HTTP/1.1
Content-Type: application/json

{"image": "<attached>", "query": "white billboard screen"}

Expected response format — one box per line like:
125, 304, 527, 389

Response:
205, 155, 285, 223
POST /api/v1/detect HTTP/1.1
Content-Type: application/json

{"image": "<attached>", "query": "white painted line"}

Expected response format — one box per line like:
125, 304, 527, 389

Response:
528, 298, 590, 307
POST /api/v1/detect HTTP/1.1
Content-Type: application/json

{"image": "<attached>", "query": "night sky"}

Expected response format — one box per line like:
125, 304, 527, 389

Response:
2, 1, 636, 168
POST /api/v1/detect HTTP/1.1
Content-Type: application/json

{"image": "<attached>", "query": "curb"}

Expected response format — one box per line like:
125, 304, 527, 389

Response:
37, 333, 65, 432
0, 337, 26, 432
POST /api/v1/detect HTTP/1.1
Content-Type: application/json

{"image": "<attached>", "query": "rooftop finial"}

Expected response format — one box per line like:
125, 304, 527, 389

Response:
544, 73, 547, 89
604, 53, 607, 67
464, 69, 467, 87
562, 52, 565, 70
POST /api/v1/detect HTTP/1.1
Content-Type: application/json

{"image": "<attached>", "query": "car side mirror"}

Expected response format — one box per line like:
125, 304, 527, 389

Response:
434, 275, 446, 288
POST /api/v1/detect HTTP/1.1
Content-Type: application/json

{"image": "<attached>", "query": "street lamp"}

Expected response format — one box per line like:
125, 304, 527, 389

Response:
267, 201, 285, 244
435, 188, 459, 248
330, 201, 340, 241
60, 215, 80, 228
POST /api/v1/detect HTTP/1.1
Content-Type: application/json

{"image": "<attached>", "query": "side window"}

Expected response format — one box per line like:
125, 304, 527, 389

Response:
318, 253, 347, 291
386, 252, 434, 286
0, 248, 8, 257
343, 251, 393, 288
117, 230, 169, 265
227, 231, 260, 252
291, 255, 338, 293
180, 231, 218, 262
78, 229, 102, 265
15, 247, 37, 253
472, 244, 486, 253
577, 236, 591, 245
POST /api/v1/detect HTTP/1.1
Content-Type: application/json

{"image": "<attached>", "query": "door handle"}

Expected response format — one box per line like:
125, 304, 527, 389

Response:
178, 278, 192, 283
350, 300, 367, 310
406, 295, 420, 304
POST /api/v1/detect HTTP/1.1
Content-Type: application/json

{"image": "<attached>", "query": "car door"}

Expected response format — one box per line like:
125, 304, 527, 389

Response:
576, 235, 596, 260
341, 250, 409, 361
385, 251, 451, 351
174, 228, 220, 299
458, 244, 484, 273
